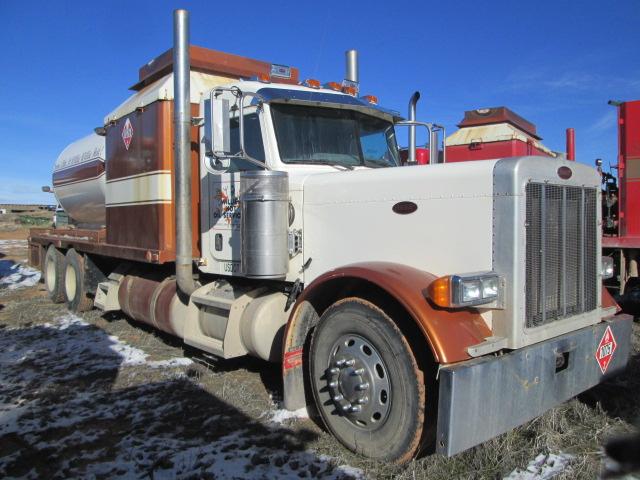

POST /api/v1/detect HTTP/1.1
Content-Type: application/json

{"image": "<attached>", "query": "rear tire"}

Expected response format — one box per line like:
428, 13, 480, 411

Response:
309, 298, 426, 463
64, 249, 93, 312
44, 245, 65, 303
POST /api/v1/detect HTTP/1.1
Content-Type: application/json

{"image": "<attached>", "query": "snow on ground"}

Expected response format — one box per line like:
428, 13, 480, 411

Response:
504, 452, 575, 479
0, 314, 363, 479
268, 407, 310, 424
0, 260, 40, 291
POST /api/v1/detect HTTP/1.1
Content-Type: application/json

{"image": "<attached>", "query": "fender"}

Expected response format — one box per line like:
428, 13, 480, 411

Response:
282, 262, 492, 410
601, 283, 621, 315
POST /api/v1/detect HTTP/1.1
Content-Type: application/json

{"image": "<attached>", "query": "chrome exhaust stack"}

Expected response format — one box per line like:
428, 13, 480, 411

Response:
408, 91, 420, 164
173, 9, 197, 296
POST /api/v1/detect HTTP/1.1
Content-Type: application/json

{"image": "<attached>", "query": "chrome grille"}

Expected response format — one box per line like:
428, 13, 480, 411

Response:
525, 183, 597, 328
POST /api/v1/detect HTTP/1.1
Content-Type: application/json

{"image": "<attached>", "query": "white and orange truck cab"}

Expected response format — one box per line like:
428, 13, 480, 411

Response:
29, 10, 632, 463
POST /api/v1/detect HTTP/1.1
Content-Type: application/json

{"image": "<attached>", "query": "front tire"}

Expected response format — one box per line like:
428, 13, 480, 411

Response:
309, 298, 425, 463
64, 249, 93, 312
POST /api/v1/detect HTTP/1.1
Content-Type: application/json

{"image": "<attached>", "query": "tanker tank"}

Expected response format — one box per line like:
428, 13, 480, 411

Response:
52, 133, 106, 227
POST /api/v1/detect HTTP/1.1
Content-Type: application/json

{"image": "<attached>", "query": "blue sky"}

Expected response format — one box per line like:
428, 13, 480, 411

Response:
0, 0, 638, 204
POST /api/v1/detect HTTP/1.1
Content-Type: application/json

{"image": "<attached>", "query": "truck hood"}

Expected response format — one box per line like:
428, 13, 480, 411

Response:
300, 160, 499, 284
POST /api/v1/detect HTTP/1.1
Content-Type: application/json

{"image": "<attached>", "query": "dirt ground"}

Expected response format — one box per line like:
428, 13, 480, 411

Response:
0, 232, 639, 479
0, 205, 53, 238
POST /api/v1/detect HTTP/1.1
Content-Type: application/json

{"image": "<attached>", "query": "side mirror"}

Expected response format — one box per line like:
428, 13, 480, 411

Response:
595, 158, 603, 167
94, 126, 107, 136
204, 96, 231, 157
42, 186, 52, 193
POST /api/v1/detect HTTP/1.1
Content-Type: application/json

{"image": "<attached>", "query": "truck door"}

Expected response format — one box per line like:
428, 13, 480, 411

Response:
207, 110, 266, 275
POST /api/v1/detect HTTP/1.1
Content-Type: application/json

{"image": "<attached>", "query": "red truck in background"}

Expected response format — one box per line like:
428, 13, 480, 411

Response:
601, 100, 640, 314
400, 105, 559, 165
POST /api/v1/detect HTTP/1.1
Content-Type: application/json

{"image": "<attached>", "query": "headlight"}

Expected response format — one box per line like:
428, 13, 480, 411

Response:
427, 272, 503, 308
481, 276, 499, 298
601, 257, 614, 279
461, 280, 481, 302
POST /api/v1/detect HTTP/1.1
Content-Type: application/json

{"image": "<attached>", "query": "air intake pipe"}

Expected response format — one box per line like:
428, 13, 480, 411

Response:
408, 91, 420, 164
173, 9, 197, 296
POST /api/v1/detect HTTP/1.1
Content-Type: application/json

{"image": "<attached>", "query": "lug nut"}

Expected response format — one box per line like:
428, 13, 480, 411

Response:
336, 359, 346, 367
341, 403, 351, 411
333, 394, 343, 401
356, 382, 370, 391
344, 359, 355, 367
351, 368, 365, 376
358, 396, 369, 405
350, 405, 362, 413
328, 367, 339, 375
329, 381, 338, 388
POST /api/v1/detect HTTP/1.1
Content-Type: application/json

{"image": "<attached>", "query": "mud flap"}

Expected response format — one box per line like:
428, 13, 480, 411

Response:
436, 314, 633, 456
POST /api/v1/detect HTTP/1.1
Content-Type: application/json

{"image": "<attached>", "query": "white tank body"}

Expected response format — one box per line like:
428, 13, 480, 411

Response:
52, 133, 106, 227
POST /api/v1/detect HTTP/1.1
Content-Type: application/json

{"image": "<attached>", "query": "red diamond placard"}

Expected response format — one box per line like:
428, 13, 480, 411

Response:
122, 118, 133, 150
595, 325, 617, 374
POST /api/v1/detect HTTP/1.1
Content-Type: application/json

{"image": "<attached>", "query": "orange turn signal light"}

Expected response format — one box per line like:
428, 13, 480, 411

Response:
427, 276, 452, 308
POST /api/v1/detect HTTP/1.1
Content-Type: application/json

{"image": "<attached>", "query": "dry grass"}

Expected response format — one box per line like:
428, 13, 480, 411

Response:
1, 236, 639, 478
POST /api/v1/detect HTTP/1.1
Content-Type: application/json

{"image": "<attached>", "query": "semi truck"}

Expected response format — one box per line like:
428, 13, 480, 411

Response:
28, 10, 632, 463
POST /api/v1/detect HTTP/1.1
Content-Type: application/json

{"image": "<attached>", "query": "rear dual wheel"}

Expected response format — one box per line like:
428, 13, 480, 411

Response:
44, 245, 65, 303
309, 298, 426, 463
64, 249, 94, 312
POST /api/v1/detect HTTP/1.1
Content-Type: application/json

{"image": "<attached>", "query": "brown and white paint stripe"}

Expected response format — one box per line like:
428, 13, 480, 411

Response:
53, 158, 105, 188
105, 170, 173, 208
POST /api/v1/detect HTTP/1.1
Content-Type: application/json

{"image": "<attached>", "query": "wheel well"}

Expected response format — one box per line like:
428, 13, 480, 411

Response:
302, 277, 437, 375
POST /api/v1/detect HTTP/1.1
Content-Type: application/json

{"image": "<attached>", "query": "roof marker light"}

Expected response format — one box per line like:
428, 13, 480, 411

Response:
251, 73, 271, 83
342, 85, 357, 96
324, 81, 342, 91
360, 95, 378, 105
304, 79, 321, 89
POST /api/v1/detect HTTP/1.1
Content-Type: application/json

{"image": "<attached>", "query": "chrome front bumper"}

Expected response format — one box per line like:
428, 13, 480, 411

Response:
436, 314, 633, 456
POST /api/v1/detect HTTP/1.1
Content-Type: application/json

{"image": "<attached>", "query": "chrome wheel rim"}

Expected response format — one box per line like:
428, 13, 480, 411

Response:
324, 334, 391, 430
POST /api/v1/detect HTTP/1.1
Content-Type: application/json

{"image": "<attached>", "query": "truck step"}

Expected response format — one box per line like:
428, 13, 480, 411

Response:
190, 282, 239, 311
94, 279, 121, 312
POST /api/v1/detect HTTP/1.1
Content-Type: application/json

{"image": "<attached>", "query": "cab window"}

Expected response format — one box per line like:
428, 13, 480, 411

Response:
228, 113, 265, 171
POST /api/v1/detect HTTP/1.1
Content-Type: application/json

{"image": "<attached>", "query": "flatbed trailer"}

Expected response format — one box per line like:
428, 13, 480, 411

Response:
29, 228, 172, 265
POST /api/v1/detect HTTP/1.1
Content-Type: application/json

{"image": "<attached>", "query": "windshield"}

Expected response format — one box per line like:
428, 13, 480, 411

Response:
270, 104, 400, 168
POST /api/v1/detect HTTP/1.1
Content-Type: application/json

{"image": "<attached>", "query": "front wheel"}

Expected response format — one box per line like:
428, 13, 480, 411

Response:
309, 298, 426, 463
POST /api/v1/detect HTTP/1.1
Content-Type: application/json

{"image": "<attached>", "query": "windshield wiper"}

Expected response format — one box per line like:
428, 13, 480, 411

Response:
299, 160, 355, 170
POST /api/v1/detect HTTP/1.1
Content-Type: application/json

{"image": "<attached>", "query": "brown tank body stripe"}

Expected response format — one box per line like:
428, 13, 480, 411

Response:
104, 101, 200, 257
53, 159, 105, 187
